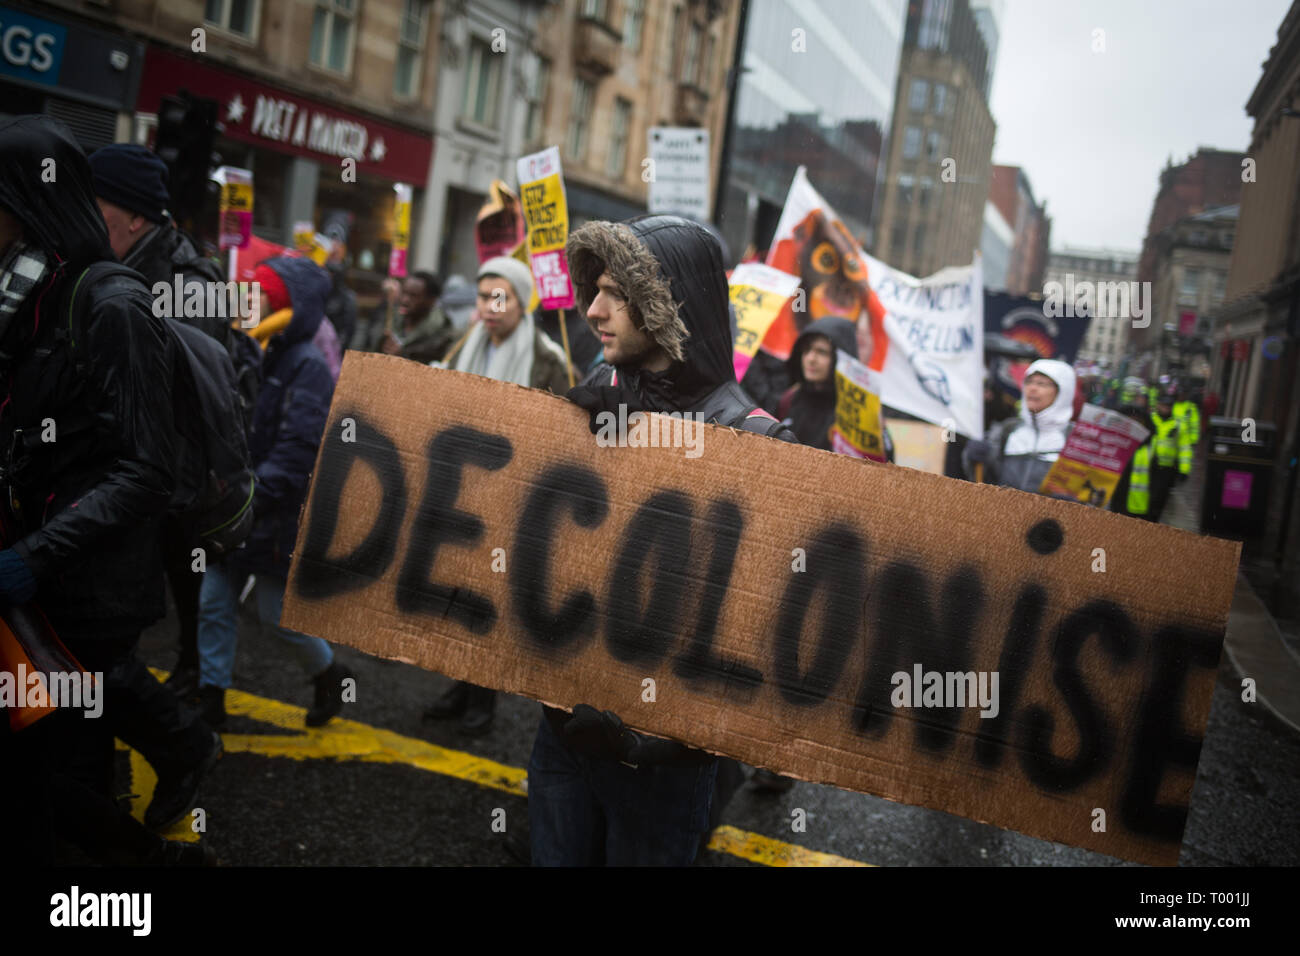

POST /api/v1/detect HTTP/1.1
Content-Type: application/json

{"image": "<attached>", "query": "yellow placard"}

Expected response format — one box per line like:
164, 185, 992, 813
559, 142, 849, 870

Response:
220, 181, 253, 214
831, 350, 884, 460
521, 173, 568, 255
729, 263, 802, 363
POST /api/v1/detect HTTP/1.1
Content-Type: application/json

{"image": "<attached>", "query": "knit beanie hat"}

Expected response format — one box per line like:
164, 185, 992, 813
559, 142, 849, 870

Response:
88, 144, 171, 224
254, 263, 291, 315
477, 255, 534, 310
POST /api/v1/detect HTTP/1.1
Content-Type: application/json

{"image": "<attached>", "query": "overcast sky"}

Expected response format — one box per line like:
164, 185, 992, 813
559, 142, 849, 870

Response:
988, 0, 1290, 253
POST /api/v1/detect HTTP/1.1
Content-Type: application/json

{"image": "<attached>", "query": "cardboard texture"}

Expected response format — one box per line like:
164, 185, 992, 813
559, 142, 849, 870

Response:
283, 353, 1241, 866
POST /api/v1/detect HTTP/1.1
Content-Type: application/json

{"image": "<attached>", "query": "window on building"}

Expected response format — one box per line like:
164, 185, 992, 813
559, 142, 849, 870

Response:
682, 20, 702, 84
309, 0, 355, 74
897, 173, 915, 205
925, 130, 944, 161
1210, 270, 1227, 303
462, 36, 503, 127
902, 126, 921, 159
525, 58, 550, 148
607, 97, 632, 179
623, 0, 645, 51
918, 177, 934, 209
567, 77, 594, 160
205, 0, 258, 37
393, 0, 428, 99
1179, 267, 1201, 300
933, 83, 947, 114
908, 79, 928, 112
913, 223, 926, 256
581, 0, 608, 20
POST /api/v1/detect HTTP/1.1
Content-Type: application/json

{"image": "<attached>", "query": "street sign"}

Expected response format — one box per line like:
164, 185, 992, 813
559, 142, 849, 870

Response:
647, 126, 710, 218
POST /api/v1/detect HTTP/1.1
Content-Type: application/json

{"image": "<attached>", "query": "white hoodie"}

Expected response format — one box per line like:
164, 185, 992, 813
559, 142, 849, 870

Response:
1004, 358, 1077, 459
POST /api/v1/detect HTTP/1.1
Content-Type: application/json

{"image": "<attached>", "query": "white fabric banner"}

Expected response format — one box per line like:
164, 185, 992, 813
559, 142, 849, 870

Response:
866, 252, 985, 439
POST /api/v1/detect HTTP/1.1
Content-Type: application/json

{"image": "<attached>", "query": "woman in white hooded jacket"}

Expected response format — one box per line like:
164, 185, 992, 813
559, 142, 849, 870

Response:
963, 358, 1077, 494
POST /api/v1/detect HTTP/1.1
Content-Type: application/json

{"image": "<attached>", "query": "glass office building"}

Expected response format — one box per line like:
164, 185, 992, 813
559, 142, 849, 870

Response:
717, 0, 906, 258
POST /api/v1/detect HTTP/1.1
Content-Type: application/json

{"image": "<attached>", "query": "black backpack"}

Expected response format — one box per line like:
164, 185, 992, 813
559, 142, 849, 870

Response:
173, 245, 262, 430
63, 263, 257, 556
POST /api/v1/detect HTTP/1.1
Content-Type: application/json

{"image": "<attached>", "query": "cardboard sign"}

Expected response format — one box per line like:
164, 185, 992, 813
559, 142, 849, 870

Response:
1040, 406, 1150, 508
283, 354, 1241, 866
388, 183, 412, 277
213, 166, 252, 250
517, 146, 575, 310
729, 263, 801, 381
830, 349, 885, 461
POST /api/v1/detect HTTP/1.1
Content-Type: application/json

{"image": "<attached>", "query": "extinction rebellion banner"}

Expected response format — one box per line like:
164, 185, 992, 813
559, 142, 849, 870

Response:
764, 168, 984, 438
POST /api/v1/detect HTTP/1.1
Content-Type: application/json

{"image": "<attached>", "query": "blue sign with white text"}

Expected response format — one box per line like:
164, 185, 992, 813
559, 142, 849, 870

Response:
0, 6, 66, 86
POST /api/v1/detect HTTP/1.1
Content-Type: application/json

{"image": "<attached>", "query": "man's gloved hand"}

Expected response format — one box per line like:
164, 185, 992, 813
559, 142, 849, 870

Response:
562, 704, 628, 759
964, 439, 992, 464
0, 549, 37, 605
566, 385, 628, 436
563, 704, 708, 767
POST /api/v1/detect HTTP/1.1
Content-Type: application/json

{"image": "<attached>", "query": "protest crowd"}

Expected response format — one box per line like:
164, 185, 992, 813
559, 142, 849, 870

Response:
0, 114, 1216, 868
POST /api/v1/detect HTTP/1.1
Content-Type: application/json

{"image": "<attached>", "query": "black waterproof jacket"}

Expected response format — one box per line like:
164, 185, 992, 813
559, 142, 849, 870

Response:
122, 221, 227, 341
235, 256, 335, 578
0, 116, 176, 630
780, 316, 858, 450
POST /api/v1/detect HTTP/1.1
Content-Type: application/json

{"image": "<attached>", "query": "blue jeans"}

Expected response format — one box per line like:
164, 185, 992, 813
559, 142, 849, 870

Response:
197, 560, 333, 689
527, 711, 717, 866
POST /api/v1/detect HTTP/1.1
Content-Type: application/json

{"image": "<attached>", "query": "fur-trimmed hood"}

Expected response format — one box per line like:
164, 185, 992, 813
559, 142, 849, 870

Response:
566, 215, 734, 394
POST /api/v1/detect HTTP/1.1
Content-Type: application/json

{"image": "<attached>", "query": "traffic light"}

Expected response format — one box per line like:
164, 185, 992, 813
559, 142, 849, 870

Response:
153, 90, 221, 232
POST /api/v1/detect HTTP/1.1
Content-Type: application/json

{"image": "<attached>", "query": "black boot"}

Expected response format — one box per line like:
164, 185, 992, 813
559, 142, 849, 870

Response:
164, 662, 200, 699
193, 685, 226, 730
423, 680, 470, 721
306, 659, 354, 727
144, 731, 223, 831
459, 685, 496, 737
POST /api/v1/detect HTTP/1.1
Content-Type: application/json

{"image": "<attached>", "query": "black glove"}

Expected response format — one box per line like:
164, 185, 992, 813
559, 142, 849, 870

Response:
964, 439, 992, 464
562, 704, 709, 767
567, 385, 629, 435
562, 704, 628, 759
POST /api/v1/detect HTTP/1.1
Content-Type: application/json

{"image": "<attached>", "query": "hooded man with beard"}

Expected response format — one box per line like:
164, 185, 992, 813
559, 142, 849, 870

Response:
524, 215, 796, 866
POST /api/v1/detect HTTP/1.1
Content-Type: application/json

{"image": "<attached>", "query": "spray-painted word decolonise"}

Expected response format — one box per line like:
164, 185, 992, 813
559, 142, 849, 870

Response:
283, 354, 1240, 866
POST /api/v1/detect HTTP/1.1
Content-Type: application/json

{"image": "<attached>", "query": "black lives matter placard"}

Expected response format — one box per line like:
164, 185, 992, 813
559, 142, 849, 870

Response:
283, 353, 1241, 865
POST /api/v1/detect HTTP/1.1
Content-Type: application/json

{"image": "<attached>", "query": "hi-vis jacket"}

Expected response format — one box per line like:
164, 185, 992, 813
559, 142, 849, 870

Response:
1151, 412, 1192, 475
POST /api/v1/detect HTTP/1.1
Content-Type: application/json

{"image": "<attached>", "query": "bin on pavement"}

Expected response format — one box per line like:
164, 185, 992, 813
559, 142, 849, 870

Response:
1201, 416, 1276, 537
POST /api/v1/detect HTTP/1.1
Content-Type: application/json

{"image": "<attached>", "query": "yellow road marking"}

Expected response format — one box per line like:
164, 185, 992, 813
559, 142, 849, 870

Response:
127, 672, 869, 866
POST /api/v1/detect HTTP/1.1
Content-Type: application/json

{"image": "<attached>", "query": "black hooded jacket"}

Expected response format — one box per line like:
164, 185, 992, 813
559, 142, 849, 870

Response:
565, 215, 797, 439
780, 316, 858, 450
0, 116, 176, 629
122, 221, 226, 341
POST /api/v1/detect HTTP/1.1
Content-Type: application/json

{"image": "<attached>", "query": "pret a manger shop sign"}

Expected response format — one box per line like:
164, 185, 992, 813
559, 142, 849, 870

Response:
283, 353, 1240, 866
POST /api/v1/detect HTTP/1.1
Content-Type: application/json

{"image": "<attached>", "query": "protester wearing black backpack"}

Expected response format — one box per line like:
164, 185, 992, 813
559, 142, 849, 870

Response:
0, 115, 221, 839
89, 144, 261, 698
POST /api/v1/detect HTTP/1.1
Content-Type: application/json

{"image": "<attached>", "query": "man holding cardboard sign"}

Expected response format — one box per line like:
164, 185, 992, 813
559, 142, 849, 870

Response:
522, 215, 797, 864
